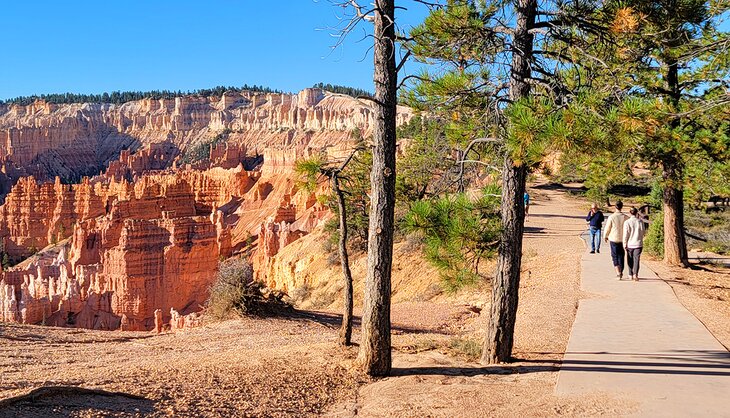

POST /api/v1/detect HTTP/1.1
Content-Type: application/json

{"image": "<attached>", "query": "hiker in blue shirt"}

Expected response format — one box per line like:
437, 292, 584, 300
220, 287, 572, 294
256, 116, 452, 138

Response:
524, 192, 530, 222
586, 203, 605, 253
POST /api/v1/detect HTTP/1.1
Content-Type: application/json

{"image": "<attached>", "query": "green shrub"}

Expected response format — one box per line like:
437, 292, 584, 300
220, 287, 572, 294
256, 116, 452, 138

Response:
403, 186, 501, 292
645, 211, 664, 257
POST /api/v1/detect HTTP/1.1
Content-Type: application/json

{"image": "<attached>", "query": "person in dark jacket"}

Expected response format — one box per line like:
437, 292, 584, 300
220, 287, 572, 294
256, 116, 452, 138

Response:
586, 203, 605, 254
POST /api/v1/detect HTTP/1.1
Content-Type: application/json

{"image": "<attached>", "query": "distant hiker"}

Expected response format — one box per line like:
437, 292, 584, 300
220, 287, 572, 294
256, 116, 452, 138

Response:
603, 200, 629, 279
586, 203, 605, 253
524, 192, 530, 221
623, 207, 646, 281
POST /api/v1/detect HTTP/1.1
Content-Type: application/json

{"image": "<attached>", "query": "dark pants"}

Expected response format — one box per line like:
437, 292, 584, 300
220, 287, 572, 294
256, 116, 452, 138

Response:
610, 241, 625, 273
627, 247, 643, 277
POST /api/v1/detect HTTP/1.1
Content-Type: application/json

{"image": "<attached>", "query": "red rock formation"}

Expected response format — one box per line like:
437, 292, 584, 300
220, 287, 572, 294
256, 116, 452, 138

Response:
0, 176, 105, 259
0, 89, 411, 186
0, 165, 252, 260
0, 175, 235, 330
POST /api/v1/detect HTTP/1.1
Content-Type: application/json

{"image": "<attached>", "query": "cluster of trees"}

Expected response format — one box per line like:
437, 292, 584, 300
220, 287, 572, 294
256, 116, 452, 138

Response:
1, 85, 282, 106
180, 129, 232, 165
305, 0, 728, 377
312, 82, 374, 98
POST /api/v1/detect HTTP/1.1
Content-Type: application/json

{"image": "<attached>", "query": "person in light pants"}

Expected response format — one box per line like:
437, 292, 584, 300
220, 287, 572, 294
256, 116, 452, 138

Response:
623, 207, 646, 281
604, 200, 629, 279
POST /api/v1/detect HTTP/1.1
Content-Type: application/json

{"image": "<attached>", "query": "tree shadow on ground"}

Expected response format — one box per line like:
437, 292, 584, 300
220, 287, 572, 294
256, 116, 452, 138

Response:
0, 386, 156, 418
391, 363, 560, 377
287, 310, 454, 335
392, 349, 730, 378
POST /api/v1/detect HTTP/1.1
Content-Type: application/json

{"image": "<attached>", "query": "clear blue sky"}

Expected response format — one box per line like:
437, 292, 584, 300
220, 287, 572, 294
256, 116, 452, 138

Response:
2, 3, 727, 101
0, 1, 428, 100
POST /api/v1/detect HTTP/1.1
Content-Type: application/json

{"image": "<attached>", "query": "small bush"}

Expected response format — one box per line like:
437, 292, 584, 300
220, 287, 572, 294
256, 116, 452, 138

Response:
290, 283, 312, 304
206, 257, 291, 320
326, 251, 340, 267
645, 211, 664, 257
447, 337, 482, 362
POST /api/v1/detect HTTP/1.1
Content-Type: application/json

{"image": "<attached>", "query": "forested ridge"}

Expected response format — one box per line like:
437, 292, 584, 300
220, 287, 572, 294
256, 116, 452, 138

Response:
0, 84, 282, 106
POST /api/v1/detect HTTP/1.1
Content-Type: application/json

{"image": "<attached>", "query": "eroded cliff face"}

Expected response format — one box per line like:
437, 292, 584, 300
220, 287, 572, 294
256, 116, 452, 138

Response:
0, 88, 410, 330
0, 88, 411, 187
0, 174, 234, 330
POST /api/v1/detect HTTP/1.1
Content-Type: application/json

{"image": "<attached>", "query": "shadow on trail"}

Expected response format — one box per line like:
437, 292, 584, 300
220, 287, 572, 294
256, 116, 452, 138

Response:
530, 213, 587, 220
524, 225, 584, 237
532, 182, 587, 193
555, 350, 730, 377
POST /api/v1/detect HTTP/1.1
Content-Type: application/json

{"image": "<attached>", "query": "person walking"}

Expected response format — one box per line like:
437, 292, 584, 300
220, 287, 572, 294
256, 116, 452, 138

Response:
603, 200, 628, 279
524, 192, 530, 222
586, 203, 605, 254
623, 207, 646, 281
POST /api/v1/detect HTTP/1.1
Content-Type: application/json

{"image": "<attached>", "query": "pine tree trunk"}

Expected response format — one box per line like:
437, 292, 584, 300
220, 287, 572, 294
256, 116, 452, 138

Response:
662, 161, 689, 266
357, 0, 397, 376
661, 61, 689, 267
481, 0, 535, 365
333, 175, 354, 346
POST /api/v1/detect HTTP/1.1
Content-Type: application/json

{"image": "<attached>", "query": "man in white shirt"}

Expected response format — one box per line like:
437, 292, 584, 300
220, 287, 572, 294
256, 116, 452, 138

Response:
623, 207, 647, 281
603, 200, 628, 279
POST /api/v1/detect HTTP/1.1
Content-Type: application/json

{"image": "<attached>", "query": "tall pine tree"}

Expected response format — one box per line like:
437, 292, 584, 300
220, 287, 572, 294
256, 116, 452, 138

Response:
606, 0, 729, 266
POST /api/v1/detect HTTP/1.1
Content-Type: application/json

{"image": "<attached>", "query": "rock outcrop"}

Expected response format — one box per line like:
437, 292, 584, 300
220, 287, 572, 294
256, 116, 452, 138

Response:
0, 88, 411, 187
0, 175, 235, 330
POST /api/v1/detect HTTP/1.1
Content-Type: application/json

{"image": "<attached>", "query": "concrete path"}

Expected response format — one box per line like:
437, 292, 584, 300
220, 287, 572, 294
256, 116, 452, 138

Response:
555, 232, 730, 417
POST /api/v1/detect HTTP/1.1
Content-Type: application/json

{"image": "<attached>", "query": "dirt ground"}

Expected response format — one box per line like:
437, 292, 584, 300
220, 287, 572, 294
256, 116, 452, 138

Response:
7, 182, 719, 416
0, 316, 362, 417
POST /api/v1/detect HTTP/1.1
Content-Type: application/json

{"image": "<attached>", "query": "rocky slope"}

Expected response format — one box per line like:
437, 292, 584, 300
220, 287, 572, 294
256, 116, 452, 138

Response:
0, 88, 410, 192
0, 88, 412, 330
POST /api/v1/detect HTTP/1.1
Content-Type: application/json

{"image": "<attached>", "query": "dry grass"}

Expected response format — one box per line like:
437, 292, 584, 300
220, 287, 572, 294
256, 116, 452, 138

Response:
446, 337, 482, 362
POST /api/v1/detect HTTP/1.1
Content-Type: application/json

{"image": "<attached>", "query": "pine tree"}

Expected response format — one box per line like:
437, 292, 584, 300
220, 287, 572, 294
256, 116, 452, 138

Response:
604, 1, 730, 266
295, 148, 362, 346
405, 0, 621, 363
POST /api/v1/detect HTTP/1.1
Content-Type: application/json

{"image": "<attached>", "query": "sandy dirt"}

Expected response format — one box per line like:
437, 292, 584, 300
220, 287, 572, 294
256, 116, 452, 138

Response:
0, 317, 360, 417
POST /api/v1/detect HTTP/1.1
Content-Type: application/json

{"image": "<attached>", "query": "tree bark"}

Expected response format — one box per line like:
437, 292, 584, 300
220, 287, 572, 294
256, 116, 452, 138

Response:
357, 0, 397, 376
482, 0, 536, 365
661, 60, 689, 267
662, 161, 689, 266
333, 174, 354, 346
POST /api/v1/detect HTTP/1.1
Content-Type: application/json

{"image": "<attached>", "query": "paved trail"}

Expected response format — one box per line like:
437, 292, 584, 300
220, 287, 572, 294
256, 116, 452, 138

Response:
556, 231, 730, 416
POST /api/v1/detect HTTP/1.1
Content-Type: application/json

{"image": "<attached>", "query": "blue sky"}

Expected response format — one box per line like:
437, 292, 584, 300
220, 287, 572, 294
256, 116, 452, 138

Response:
2, 2, 727, 101
0, 1, 428, 100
